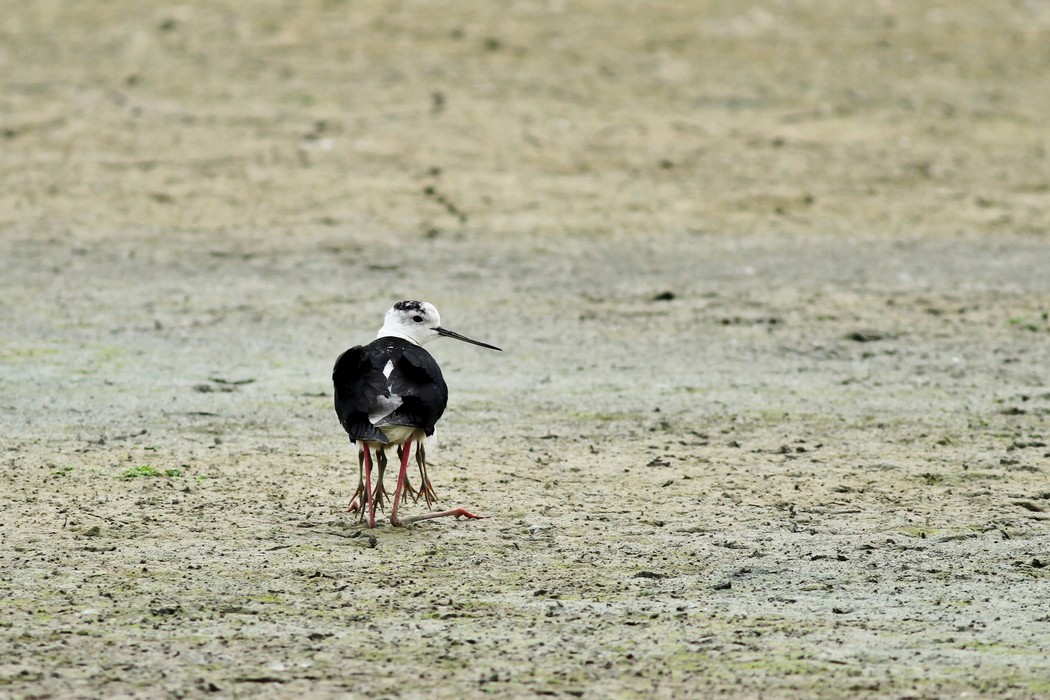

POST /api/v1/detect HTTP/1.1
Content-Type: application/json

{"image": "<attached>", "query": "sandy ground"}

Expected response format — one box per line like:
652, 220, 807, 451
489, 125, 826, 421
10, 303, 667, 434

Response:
2, 1, 1050, 698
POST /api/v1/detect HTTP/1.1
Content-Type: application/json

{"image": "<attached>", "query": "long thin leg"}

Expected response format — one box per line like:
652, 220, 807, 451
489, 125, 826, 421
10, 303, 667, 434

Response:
394, 507, 486, 525
347, 444, 365, 516
362, 445, 376, 529
396, 445, 417, 503
390, 436, 485, 526
389, 436, 413, 526
372, 448, 389, 512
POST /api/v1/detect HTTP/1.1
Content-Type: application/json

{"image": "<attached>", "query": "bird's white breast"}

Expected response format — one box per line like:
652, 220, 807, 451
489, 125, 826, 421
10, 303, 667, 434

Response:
377, 424, 421, 444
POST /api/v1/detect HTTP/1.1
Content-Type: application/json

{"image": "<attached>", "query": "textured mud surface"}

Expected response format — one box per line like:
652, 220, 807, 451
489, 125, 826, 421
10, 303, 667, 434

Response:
2, 2, 1049, 698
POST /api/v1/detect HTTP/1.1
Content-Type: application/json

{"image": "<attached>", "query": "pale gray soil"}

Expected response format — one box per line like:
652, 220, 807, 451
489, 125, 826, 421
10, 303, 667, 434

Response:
2, 2, 1049, 698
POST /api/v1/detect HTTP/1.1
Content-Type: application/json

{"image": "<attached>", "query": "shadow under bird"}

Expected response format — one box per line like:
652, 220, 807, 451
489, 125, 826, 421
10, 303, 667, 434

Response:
333, 301, 501, 527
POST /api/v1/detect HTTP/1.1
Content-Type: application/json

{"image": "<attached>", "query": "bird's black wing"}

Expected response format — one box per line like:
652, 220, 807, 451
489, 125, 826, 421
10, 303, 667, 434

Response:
373, 343, 448, 437
333, 344, 389, 443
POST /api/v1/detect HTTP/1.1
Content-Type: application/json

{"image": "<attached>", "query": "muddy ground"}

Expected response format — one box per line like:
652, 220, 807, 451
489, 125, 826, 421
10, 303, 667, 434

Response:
2, 1, 1049, 698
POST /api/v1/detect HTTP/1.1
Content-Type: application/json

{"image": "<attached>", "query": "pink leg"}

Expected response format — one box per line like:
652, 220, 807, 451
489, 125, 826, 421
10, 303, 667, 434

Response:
389, 436, 413, 526
362, 445, 376, 529
394, 507, 486, 525
390, 438, 486, 526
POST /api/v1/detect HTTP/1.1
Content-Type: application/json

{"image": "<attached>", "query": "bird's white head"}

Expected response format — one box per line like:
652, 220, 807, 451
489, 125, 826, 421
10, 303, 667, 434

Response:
378, 301, 443, 346
377, 300, 502, 351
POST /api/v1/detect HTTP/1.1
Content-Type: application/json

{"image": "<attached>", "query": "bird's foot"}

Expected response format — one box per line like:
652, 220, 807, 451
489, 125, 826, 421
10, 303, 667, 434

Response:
403, 478, 437, 509
370, 481, 389, 513
413, 444, 438, 509
418, 478, 438, 510
346, 482, 366, 518
398, 474, 436, 505
401, 476, 429, 506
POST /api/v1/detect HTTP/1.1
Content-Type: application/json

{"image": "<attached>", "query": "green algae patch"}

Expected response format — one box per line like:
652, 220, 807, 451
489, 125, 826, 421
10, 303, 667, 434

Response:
119, 466, 182, 479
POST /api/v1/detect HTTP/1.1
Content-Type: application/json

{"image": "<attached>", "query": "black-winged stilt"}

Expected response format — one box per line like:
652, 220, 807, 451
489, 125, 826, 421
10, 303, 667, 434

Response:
333, 301, 501, 528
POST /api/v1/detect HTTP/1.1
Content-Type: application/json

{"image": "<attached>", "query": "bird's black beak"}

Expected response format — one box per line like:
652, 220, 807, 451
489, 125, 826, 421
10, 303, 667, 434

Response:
436, 327, 502, 351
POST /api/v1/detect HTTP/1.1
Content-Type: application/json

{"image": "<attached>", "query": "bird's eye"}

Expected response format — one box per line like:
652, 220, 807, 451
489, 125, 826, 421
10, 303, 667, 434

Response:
413, 315, 424, 323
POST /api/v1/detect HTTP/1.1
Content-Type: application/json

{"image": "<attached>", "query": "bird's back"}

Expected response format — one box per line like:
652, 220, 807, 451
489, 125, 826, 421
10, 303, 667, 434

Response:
333, 336, 448, 444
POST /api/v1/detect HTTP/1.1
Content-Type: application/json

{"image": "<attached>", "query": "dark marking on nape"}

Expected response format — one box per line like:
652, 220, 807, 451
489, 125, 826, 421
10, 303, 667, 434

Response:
393, 300, 426, 313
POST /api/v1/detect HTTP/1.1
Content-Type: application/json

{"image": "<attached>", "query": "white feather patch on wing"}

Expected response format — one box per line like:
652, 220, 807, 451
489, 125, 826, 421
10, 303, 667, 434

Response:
382, 360, 395, 378
368, 393, 403, 425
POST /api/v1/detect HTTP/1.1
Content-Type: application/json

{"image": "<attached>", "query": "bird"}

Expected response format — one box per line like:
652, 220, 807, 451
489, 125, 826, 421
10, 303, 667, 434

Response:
333, 301, 501, 528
